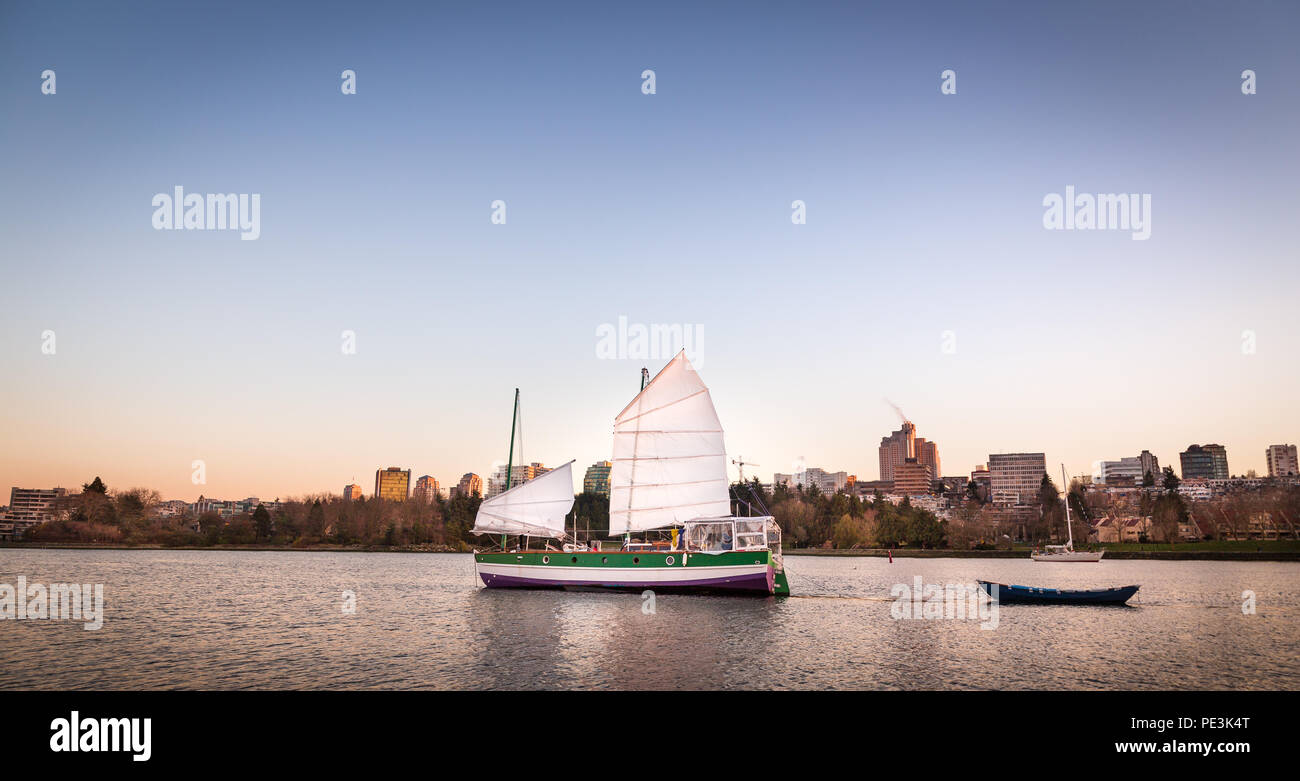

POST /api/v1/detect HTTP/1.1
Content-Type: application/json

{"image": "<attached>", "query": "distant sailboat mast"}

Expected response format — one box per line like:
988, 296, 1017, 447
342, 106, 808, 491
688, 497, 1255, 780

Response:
1062, 464, 1073, 549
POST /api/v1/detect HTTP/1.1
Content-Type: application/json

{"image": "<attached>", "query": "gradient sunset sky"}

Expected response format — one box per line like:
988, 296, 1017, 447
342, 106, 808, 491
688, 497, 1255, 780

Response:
2, 1, 1297, 501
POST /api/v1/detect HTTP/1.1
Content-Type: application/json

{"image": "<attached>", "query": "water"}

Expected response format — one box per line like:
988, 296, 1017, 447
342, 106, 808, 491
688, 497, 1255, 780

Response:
1, 550, 1297, 690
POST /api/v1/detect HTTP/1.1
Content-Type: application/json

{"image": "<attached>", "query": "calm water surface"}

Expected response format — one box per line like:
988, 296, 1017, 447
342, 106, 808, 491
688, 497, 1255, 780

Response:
1, 550, 1297, 690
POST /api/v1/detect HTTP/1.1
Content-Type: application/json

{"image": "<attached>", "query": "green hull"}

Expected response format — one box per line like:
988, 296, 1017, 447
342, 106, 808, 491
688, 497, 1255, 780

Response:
474, 549, 792, 596
773, 569, 791, 596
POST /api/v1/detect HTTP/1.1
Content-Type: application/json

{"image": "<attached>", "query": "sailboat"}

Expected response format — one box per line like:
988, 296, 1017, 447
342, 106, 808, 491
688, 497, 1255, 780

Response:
1030, 464, 1104, 562
472, 351, 790, 595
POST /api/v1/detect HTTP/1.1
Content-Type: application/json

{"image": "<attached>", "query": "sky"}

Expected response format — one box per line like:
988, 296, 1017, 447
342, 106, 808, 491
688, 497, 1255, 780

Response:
1, 0, 1298, 501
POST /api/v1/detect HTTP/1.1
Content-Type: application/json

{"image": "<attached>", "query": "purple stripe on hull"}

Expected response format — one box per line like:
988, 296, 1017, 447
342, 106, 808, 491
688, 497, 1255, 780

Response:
480, 568, 774, 594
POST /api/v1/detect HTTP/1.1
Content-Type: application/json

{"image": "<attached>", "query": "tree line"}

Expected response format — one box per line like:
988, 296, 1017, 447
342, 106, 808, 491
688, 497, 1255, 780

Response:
20, 476, 614, 550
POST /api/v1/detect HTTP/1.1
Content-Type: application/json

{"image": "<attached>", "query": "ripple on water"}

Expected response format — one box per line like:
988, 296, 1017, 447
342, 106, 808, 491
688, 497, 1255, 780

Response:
0, 550, 1296, 689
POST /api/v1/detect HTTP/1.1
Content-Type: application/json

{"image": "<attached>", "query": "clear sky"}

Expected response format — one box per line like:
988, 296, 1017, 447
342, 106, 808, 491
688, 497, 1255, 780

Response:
2, 1, 1297, 501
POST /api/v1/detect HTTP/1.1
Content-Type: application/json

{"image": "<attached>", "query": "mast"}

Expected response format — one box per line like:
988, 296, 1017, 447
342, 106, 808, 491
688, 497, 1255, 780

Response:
1061, 464, 1073, 549
625, 368, 647, 544
502, 388, 519, 550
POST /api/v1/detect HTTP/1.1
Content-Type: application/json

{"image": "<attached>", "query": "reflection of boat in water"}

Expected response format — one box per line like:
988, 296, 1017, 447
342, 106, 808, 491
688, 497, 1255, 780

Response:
978, 580, 1139, 605
472, 352, 789, 596
1031, 464, 1104, 562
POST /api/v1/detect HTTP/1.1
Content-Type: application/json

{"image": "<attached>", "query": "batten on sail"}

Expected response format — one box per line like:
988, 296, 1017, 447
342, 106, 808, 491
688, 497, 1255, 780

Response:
472, 460, 576, 538
609, 352, 730, 534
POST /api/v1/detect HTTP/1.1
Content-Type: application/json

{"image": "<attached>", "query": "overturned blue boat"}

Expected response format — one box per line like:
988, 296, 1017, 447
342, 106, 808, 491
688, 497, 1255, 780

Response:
978, 580, 1139, 605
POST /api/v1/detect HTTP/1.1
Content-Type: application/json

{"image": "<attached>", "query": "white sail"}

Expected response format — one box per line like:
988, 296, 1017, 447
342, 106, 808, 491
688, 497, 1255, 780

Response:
472, 460, 576, 538
609, 351, 730, 534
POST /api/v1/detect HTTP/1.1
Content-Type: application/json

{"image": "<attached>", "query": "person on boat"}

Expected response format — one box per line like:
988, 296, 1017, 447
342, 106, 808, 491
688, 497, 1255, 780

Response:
721, 526, 733, 551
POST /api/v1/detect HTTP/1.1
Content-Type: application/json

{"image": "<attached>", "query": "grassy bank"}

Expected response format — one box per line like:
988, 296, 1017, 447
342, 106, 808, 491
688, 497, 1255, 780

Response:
0, 542, 464, 554
785, 540, 1300, 561
5, 541, 1298, 561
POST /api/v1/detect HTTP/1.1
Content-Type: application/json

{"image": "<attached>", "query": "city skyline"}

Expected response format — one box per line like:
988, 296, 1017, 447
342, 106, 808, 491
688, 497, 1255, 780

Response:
7, 437, 1297, 505
2, 2, 1298, 501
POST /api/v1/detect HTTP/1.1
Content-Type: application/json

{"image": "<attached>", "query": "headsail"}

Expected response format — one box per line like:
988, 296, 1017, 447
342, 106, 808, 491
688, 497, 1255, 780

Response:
473, 460, 576, 538
609, 351, 730, 534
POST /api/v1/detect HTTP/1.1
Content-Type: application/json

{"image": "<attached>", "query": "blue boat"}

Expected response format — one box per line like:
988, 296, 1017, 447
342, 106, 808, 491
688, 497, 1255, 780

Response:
978, 580, 1139, 605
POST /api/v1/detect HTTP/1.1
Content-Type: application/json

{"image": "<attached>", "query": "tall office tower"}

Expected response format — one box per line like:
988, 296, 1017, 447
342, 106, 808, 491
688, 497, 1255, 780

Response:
879, 422, 916, 482
584, 461, 613, 496
1180, 444, 1229, 480
914, 438, 941, 485
343, 483, 363, 501
374, 467, 412, 502
988, 453, 1047, 505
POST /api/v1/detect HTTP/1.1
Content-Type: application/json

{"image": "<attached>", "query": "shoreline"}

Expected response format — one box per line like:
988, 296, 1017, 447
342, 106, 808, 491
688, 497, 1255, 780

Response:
2, 542, 1298, 561
784, 548, 1300, 561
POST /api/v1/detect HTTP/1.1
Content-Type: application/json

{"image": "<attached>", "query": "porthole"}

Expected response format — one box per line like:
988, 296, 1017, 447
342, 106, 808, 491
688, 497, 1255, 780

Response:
633, 557, 640, 564
601, 557, 608, 564
665, 556, 675, 565
542, 555, 550, 564
571, 556, 579, 563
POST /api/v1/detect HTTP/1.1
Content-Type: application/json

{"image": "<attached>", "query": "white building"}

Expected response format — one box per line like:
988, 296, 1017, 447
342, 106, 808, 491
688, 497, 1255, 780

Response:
1098, 456, 1144, 484
0, 487, 70, 539
1266, 444, 1298, 477
486, 463, 550, 498
773, 467, 849, 495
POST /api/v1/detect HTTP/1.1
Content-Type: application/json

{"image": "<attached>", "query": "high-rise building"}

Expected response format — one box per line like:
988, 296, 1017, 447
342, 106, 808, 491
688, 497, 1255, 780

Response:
584, 461, 613, 496
988, 453, 1046, 505
343, 483, 363, 501
1139, 450, 1160, 482
374, 467, 411, 502
1180, 444, 1228, 480
773, 467, 849, 495
0, 487, 69, 540
1099, 457, 1143, 484
1266, 444, 1298, 477
914, 438, 941, 487
879, 422, 915, 482
452, 473, 482, 498
487, 463, 550, 498
879, 421, 940, 483
413, 475, 439, 502
893, 459, 934, 496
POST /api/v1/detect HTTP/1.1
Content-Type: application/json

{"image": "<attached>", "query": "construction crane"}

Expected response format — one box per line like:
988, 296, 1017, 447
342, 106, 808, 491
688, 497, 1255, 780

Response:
731, 455, 760, 483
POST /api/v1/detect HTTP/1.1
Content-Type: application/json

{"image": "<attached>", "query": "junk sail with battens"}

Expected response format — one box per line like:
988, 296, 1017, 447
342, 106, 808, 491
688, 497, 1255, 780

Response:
472, 460, 576, 538
609, 351, 730, 534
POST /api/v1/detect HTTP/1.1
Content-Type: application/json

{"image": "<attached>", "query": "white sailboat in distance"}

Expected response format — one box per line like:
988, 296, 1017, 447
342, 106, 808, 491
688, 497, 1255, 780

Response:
1031, 464, 1104, 562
